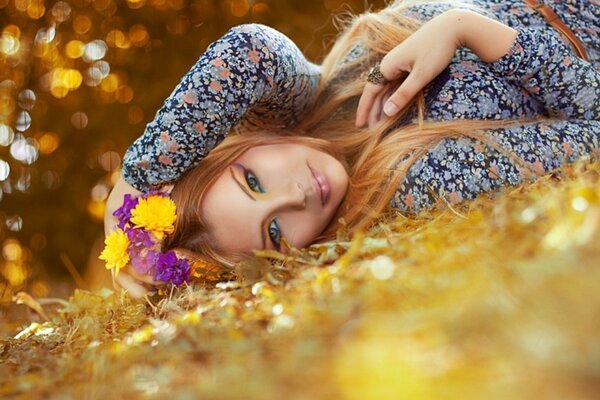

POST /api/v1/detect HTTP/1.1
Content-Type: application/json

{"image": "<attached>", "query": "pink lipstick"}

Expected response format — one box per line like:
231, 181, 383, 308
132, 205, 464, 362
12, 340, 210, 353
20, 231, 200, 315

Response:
309, 164, 331, 206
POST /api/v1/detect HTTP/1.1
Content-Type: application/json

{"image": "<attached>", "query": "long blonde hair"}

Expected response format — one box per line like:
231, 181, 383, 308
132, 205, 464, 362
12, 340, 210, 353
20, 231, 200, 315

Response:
165, 0, 533, 266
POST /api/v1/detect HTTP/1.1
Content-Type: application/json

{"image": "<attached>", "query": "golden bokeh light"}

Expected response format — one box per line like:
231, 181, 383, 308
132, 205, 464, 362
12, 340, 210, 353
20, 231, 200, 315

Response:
252, 2, 269, 14
72, 15, 92, 35
26, 0, 46, 19
29, 280, 49, 297
230, 0, 250, 17
65, 40, 85, 58
71, 111, 89, 129
3, 25, 21, 39
1, 261, 28, 287
0, 33, 20, 56
106, 30, 131, 49
128, 105, 144, 124
14, 0, 28, 12
129, 24, 149, 47
36, 132, 60, 155
100, 73, 120, 92
126, 0, 146, 10
2, 238, 22, 262
117, 85, 134, 103
87, 199, 105, 222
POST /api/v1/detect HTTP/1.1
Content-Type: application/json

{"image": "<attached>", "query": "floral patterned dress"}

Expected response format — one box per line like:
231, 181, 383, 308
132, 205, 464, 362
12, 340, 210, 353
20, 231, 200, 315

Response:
122, 0, 600, 214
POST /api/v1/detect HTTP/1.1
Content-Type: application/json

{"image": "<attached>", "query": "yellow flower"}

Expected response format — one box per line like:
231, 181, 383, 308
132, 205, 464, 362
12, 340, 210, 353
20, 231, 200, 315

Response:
99, 228, 130, 275
130, 195, 176, 240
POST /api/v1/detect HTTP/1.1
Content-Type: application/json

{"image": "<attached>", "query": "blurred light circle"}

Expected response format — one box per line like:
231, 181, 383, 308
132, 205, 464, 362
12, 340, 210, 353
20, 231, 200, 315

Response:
10, 135, 39, 164
98, 151, 121, 171
51, 1, 72, 22
16, 169, 31, 191
34, 26, 56, 45
85, 66, 103, 86
2, 25, 21, 39
128, 105, 144, 124
106, 30, 130, 49
93, 60, 110, 78
15, 111, 31, 131
126, 0, 146, 9
72, 15, 92, 35
2, 238, 22, 260
36, 132, 60, 154
0, 159, 9, 180
0, 124, 15, 146
0, 33, 20, 56
100, 73, 119, 92
17, 89, 36, 110
91, 183, 109, 201
41, 170, 61, 189
83, 40, 107, 62
117, 85, 134, 103
6, 215, 23, 232
129, 24, 149, 47
27, 1, 46, 19
71, 111, 89, 128
65, 40, 85, 58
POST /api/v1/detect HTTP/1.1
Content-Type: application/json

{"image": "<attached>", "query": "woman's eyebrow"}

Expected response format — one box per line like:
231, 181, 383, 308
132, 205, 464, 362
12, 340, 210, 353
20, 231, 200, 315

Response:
229, 167, 267, 249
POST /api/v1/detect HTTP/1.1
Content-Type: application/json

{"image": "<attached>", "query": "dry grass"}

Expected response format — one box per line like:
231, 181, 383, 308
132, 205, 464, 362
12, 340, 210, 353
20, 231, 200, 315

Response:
1, 161, 600, 399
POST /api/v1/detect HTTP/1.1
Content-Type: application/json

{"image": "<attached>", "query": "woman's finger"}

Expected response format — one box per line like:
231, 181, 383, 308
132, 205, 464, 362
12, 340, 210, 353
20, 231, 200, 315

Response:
114, 271, 149, 298
367, 87, 387, 128
356, 83, 386, 128
382, 70, 425, 117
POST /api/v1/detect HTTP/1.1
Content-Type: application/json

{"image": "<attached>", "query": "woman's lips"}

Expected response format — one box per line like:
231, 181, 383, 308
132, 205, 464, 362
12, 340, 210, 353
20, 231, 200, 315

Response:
309, 164, 330, 206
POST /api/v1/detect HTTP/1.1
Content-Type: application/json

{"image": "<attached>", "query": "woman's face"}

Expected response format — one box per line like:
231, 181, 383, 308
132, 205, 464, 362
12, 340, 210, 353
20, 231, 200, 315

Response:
200, 143, 349, 256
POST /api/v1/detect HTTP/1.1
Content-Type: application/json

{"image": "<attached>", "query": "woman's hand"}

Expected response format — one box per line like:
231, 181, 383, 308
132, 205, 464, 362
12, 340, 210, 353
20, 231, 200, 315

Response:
355, 9, 518, 128
113, 264, 162, 299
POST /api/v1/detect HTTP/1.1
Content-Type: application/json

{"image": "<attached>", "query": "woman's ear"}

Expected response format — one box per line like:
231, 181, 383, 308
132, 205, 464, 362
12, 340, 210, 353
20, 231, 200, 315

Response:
161, 184, 175, 194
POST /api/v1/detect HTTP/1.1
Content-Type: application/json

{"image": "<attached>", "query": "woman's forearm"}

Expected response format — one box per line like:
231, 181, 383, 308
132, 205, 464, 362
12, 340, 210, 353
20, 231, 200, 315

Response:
451, 9, 518, 63
104, 175, 142, 237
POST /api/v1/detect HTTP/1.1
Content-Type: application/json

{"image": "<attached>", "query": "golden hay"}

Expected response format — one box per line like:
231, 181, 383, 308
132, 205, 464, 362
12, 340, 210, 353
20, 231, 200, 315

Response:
2, 161, 600, 399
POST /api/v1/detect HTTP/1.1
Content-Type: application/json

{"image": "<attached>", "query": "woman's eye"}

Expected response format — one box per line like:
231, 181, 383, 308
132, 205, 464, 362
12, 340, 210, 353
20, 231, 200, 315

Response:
268, 219, 282, 249
244, 170, 263, 193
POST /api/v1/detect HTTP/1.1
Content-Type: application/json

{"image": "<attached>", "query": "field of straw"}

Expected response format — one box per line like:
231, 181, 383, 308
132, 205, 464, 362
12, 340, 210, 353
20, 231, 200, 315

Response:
1, 160, 600, 399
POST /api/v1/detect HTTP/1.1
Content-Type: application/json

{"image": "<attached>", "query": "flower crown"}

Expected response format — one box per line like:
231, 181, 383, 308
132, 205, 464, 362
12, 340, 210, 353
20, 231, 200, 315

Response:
99, 192, 191, 286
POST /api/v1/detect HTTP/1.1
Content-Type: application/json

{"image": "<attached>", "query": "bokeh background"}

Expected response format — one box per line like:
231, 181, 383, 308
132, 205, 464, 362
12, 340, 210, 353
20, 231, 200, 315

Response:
0, 0, 387, 301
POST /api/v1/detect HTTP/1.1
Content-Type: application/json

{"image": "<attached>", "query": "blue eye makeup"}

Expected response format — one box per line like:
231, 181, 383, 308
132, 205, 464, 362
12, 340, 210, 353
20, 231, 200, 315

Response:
268, 218, 282, 249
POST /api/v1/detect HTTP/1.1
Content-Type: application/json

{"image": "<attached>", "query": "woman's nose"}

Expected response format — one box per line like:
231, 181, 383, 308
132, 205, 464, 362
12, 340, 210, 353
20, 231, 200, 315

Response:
268, 181, 306, 211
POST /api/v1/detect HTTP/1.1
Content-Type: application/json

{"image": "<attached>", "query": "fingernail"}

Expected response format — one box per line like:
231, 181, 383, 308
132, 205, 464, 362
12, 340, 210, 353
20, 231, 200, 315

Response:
383, 101, 399, 116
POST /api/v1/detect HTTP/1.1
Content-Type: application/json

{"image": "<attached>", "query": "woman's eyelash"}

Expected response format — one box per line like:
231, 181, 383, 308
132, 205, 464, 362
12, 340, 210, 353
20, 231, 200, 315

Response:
268, 218, 282, 250
243, 168, 264, 193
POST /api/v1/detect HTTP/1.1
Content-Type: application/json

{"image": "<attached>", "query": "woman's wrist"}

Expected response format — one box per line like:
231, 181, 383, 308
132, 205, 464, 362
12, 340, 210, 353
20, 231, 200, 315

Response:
445, 9, 518, 63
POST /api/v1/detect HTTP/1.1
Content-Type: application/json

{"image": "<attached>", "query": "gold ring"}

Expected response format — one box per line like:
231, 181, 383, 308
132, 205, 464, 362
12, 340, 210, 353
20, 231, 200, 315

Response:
367, 64, 389, 85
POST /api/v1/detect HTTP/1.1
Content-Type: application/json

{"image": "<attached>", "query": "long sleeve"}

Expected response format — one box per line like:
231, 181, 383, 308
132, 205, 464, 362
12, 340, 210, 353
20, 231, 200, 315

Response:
490, 28, 600, 120
122, 24, 321, 192
393, 120, 600, 213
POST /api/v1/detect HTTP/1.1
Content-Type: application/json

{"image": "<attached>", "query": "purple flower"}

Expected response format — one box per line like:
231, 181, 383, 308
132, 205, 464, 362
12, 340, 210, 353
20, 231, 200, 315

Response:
131, 249, 159, 274
113, 194, 139, 229
125, 227, 154, 248
155, 251, 191, 286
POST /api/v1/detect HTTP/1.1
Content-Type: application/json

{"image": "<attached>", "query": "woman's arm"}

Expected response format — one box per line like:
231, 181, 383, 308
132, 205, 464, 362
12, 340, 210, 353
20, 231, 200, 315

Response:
393, 120, 600, 213
356, 9, 518, 127
490, 28, 600, 120
356, 9, 600, 127
104, 176, 142, 236
122, 24, 321, 192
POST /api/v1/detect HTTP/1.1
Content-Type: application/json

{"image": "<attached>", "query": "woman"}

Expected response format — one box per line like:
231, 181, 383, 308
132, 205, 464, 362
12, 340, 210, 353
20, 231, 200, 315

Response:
104, 0, 600, 295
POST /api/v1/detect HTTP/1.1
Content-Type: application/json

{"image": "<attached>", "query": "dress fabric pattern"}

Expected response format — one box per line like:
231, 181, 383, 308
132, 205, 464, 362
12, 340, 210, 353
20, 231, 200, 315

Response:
122, 0, 600, 214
